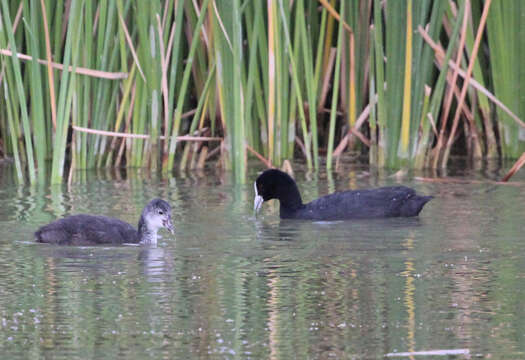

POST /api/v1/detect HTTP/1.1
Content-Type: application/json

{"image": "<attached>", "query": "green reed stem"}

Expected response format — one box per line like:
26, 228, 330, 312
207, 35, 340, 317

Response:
166, 0, 210, 173
1, 0, 36, 182
50, 0, 83, 184
278, 0, 312, 169
326, 0, 344, 170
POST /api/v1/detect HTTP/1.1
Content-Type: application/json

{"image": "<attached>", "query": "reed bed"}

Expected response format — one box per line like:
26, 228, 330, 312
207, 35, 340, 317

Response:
1, 0, 524, 184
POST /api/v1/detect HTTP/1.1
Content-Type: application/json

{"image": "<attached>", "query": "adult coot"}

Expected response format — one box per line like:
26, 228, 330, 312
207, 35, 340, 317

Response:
253, 169, 433, 220
35, 199, 174, 245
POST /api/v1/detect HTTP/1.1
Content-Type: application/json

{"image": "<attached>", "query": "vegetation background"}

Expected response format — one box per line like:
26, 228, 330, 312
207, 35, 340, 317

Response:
1, 0, 525, 184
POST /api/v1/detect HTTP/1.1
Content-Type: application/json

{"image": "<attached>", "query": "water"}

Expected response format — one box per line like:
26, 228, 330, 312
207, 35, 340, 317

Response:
0, 164, 524, 359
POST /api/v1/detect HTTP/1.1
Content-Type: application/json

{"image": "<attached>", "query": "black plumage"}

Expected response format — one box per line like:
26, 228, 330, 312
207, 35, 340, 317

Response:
254, 169, 433, 220
35, 199, 174, 245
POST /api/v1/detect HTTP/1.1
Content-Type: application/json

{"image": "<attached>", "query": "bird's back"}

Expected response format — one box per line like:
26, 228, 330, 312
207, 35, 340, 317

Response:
289, 186, 432, 220
35, 214, 139, 245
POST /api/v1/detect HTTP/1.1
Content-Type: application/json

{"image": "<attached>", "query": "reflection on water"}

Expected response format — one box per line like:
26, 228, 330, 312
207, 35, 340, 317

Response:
0, 164, 524, 359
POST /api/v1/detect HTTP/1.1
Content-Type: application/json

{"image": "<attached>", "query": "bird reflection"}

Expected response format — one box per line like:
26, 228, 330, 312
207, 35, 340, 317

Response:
137, 245, 175, 282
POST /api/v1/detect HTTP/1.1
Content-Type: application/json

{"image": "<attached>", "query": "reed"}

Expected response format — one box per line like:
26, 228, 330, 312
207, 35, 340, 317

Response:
1, 0, 36, 182
1, 0, 525, 184
325, 0, 344, 170
166, 0, 209, 173
486, 0, 525, 157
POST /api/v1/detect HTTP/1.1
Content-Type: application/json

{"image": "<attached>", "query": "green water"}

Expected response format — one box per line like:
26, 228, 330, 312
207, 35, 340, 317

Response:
0, 164, 524, 359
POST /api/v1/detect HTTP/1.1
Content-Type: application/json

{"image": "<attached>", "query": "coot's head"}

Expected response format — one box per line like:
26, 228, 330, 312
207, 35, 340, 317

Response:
142, 199, 174, 234
254, 169, 302, 213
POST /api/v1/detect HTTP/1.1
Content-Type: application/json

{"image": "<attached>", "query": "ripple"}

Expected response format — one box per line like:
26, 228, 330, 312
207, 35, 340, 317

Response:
0, 167, 524, 358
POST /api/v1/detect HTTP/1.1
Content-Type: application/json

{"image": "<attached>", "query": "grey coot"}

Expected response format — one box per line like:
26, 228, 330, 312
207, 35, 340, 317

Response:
254, 169, 433, 220
35, 199, 174, 245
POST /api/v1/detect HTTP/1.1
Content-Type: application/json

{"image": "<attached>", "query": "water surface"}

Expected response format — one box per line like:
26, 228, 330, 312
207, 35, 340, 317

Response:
0, 164, 524, 359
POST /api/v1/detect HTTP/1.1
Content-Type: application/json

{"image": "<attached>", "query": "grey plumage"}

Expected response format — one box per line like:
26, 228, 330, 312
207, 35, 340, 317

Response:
35, 199, 174, 245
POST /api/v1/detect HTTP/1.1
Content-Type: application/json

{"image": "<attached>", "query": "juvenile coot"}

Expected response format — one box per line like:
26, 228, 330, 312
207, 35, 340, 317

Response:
253, 169, 433, 220
35, 199, 174, 245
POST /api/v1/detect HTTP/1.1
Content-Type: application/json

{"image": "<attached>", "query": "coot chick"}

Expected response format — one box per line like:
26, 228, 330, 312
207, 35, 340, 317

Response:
35, 199, 174, 245
254, 169, 433, 220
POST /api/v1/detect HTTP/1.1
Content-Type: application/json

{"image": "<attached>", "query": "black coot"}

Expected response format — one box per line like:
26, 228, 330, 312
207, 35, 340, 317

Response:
254, 169, 433, 220
35, 199, 174, 245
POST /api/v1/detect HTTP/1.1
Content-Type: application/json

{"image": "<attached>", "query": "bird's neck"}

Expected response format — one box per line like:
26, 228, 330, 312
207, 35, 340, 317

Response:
138, 216, 158, 245
279, 183, 303, 211
280, 203, 304, 218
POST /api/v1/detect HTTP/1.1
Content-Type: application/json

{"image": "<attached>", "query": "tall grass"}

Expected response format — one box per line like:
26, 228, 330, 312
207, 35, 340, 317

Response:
1, 0, 36, 182
486, 0, 525, 157
1, 0, 525, 184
